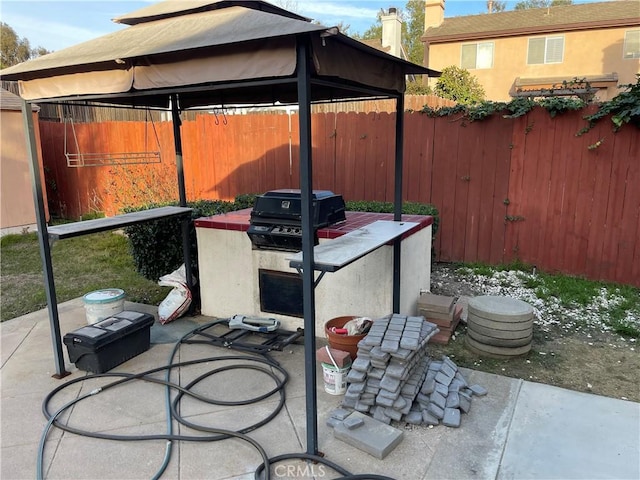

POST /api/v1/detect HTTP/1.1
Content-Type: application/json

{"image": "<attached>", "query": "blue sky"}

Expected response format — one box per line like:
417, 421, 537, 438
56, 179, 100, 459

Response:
1, 0, 603, 52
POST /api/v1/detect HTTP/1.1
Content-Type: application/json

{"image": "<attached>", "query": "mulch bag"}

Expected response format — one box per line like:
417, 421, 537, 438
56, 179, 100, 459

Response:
157, 264, 193, 324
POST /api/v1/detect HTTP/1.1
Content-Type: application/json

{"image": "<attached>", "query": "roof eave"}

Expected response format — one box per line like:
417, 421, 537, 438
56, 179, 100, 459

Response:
422, 18, 640, 44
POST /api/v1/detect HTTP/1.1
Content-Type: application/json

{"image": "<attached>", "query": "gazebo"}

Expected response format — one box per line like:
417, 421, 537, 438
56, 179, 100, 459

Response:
1, 0, 437, 456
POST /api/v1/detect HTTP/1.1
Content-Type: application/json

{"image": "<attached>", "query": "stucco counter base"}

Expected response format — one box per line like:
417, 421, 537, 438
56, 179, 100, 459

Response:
195, 210, 433, 338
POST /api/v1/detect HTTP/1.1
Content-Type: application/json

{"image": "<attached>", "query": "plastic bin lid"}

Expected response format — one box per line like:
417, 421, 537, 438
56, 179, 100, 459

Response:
63, 312, 154, 349
83, 288, 125, 304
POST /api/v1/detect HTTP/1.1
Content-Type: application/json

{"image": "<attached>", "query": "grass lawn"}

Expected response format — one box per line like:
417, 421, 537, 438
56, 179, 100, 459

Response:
1, 231, 170, 322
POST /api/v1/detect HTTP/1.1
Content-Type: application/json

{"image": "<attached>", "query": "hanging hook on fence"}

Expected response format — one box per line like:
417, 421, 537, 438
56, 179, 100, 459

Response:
213, 107, 228, 126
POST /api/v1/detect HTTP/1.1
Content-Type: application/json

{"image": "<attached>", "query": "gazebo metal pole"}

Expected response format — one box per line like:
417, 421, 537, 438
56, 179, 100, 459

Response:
392, 94, 405, 313
22, 100, 69, 378
170, 95, 193, 294
296, 38, 319, 455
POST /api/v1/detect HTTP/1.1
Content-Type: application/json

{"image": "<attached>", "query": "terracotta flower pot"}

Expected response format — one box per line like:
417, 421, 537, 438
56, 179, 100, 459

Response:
324, 316, 367, 360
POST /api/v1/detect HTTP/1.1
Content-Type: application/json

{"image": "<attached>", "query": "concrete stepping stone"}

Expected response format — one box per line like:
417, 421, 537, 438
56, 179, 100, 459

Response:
333, 411, 404, 459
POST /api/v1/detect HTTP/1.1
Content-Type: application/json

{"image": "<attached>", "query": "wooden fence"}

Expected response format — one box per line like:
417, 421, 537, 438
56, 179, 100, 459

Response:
37, 108, 639, 286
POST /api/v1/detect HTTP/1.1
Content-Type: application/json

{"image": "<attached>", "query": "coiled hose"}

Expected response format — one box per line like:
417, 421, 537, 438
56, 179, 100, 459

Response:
37, 320, 396, 480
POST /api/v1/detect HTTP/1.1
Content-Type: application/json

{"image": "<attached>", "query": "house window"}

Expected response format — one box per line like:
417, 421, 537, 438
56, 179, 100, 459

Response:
527, 36, 564, 64
461, 42, 494, 69
623, 30, 640, 59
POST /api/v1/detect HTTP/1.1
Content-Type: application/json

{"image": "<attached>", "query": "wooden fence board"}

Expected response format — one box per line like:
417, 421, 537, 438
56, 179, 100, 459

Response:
414, 113, 436, 203
560, 113, 588, 276
571, 130, 597, 278
613, 130, 639, 284
584, 123, 614, 280
477, 115, 510, 264
334, 112, 355, 199
523, 111, 546, 266
599, 134, 625, 281
353, 113, 370, 201
372, 113, 393, 201
542, 113, 563, 271
545, 111, 573, 273
451, 120, 472, 262
461, 121, 484, 263
606, 130, 635, 284
431, 117, 462, 262
403, 111, 422, 202
311, 113, 336, 191
384, 112, 398, 204
504, 115, 527, 263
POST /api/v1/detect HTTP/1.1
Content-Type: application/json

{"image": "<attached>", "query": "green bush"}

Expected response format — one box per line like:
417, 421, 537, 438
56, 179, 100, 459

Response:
125, 196, 437, 284
123, 197, 255, 282
434, 66, 486, 106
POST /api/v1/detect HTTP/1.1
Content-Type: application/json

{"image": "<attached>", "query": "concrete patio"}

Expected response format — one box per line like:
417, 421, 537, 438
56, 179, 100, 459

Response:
2, 299, 639, 479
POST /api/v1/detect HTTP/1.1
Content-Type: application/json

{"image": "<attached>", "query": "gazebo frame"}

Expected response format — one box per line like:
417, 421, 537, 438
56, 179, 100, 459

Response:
5, 1, 436, 456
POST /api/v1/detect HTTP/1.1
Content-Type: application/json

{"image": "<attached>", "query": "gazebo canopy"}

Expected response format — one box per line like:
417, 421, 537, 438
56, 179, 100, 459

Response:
1, 0, 436, 108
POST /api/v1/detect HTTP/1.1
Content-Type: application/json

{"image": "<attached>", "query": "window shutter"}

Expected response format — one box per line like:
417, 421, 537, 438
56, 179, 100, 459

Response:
527, 38, 545, 64
461, 44, 477, 69
545, 36, 564, 63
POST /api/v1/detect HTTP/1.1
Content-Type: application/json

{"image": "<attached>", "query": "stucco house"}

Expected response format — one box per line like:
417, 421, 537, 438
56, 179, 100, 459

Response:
422, 0, 640, 101
0, 88, 48, 235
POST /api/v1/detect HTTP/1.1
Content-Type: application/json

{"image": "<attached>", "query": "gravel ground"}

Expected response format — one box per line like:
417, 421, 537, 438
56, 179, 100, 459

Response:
427, 263, 639, 401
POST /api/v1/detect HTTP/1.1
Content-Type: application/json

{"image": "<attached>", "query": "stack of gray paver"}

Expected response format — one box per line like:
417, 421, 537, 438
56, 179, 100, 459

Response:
340, 313, 487, 428
408, 355, 487, 427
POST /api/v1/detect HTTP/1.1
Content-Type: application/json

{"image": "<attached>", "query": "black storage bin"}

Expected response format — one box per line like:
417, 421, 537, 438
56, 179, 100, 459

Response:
63, 311, 155, 373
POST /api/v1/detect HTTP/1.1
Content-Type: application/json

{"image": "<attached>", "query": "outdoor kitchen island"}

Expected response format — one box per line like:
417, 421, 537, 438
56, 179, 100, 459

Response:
195, 209, 433, 337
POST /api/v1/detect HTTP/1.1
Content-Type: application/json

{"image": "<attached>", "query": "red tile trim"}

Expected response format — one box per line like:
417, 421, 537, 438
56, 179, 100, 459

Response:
195, 209, 434, 240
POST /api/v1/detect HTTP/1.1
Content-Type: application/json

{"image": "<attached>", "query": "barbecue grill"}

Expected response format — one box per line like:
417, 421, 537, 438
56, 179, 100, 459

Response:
247, 189, 346, 251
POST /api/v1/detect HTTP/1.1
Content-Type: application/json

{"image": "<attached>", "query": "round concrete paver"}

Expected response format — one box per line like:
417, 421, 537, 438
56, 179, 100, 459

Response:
467, 320, 533, 339
467, 328, 533, 348
466, 335, 532, 358
466, 295, 534, 357
468, 295, 534, 322
467, 312, 533, 331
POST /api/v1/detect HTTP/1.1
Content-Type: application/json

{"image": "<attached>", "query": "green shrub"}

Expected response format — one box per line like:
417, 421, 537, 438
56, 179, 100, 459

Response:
123, 197, 253, 282
434, 66, 486, 106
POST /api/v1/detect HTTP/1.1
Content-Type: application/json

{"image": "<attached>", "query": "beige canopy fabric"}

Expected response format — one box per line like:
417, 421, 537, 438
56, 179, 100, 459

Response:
2, 6, 323, 80
311, 34, 406, 95
132, 37, 297, 91
1, 1, 436, 105
112, 0, 311, 25
19, 68, 134, 101
18, 37, 298, 101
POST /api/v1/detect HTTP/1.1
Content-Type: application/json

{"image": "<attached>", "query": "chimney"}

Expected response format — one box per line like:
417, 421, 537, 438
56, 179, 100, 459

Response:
381, 7, 402, 58
425, 0, 445, 30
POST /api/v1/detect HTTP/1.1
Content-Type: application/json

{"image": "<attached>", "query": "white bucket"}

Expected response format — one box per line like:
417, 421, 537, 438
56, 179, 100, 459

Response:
83, 289, 125, 324
322, 360, 350, 396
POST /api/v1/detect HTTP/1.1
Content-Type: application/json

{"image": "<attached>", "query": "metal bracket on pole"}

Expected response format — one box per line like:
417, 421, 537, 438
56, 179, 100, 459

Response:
293, 267, 326, 288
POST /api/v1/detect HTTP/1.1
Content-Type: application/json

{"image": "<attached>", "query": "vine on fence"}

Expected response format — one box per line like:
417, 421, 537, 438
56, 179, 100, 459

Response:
578, 74, 640, 135
420, 75, 640, 138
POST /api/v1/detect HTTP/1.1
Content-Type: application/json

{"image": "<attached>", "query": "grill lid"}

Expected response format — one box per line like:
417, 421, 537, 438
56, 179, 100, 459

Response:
247, 189, 346, 251
250, 189, 345, 227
